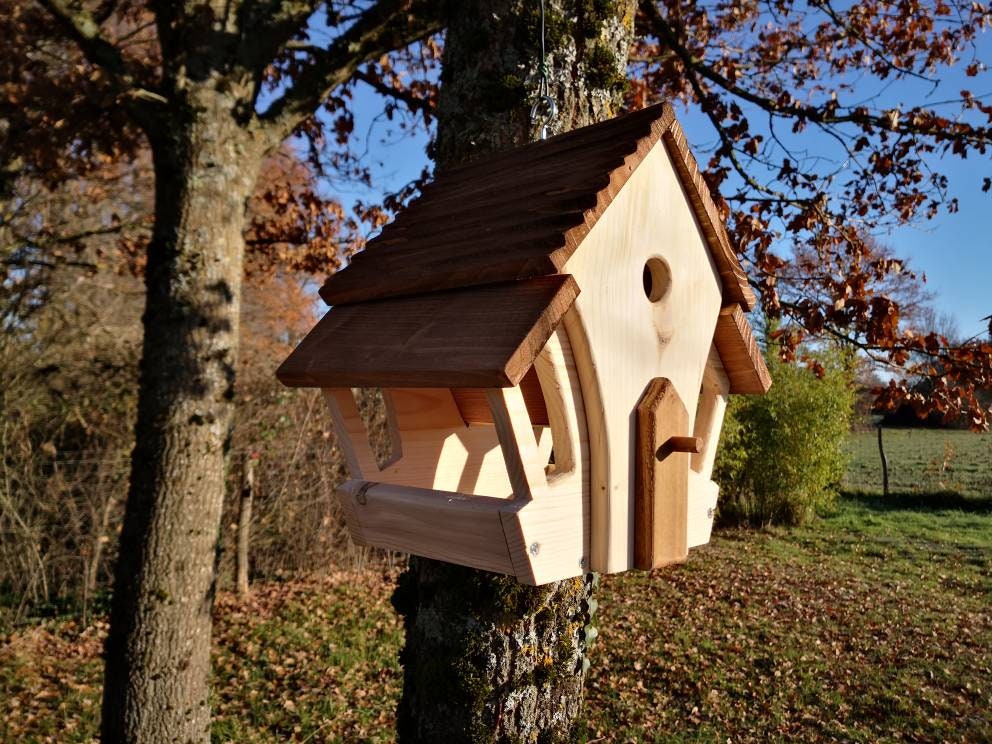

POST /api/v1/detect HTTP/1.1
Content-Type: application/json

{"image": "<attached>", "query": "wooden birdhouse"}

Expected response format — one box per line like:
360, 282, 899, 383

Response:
277, 103, 771, 585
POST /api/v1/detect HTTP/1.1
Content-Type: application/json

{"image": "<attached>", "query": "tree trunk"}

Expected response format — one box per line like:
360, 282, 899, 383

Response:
394, 3, 635, 741
101, 88, 264, 743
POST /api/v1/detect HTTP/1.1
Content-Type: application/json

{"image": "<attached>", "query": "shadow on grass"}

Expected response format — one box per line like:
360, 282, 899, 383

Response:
840, 489, 992, 514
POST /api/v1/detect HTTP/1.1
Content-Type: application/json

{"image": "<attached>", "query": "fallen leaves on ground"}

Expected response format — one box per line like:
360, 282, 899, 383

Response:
2, 497, 990, 742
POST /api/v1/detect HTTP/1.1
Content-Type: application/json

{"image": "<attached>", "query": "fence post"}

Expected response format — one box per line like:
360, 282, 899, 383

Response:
876, 425, 889, 496
236, 453, 255, 596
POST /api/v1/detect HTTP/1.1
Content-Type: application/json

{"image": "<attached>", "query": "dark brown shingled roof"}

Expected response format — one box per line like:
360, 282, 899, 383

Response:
276, 275, 579, 389
319, 102, 756, 311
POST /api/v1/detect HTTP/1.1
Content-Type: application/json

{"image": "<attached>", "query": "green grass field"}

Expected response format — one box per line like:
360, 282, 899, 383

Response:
844, 427, 992, 500
2, 429, 990, 742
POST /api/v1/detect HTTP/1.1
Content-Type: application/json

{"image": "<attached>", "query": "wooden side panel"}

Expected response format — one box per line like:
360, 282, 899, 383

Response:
634, 378, 690, 570
277, 275, 578, 389
562, 143, 724, 572
687, 473, 719, 549
334, 325, 591, 586
338, 480, 516, 576
714, 304, 772, 394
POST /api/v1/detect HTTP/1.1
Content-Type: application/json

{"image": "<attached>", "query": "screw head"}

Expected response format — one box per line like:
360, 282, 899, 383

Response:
529, 542, 540, 556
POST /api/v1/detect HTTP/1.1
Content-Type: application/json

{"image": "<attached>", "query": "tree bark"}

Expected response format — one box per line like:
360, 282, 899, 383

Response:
101, 84, 266, 743
394, 3, 635, 741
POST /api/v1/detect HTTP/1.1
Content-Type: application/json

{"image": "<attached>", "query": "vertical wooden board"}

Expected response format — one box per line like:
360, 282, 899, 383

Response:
562, 143, 724, 572
634, 378, 690, 570
502, 490, 587, 585
323, 388, 380, 479
691, 346, 730, 478
486, 385, 547, 500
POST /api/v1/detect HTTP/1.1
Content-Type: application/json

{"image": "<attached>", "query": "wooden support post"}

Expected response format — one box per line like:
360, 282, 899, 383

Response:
236, 453, 254, 597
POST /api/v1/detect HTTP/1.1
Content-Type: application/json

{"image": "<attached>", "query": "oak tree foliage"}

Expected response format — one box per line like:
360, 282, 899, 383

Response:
2, 0, 992, 740
4, 0, 990, 424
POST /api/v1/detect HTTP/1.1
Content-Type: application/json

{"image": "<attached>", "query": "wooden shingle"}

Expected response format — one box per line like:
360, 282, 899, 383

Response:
320, 103, 756, 311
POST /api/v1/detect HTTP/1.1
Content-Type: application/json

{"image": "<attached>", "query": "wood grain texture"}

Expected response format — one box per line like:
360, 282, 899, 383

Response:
485, 386, 546, 501
323, 389, 379, 479
277, 275, 578, 389
338, 479, 518, 576
385, 388, 465, 430
660, 119, 756, 310
691, 346, 730, 476
562, 142, 724, 572
713, 304, 773, 394
634, 378, 690, 570
452, 368, 549, 426
501, 325, 590, 584
327, 326, 590, 585
316, 103, 754, 311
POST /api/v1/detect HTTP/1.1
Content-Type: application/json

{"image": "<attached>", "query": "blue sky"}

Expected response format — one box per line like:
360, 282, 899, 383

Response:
332, 43, 992, 341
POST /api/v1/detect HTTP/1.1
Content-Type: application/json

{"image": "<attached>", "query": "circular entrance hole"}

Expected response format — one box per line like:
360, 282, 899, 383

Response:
643, 257, 672, 302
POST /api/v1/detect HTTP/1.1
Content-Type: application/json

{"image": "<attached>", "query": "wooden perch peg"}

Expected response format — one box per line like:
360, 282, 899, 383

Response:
656, 436, 703, 461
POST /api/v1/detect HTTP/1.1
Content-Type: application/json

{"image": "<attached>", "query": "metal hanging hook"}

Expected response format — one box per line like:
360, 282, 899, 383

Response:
530, 0, 557, 140
530, 94, 558, 140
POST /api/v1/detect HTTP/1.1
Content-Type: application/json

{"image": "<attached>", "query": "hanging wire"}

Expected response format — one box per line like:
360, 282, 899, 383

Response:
529, 0, 558, 139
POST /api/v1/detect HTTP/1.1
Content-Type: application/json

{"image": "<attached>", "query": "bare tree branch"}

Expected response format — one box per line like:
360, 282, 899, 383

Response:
258, 0, 442, 142
36, 0, 134, 83
36, 0, 167, 119
639, 1, 992, 145
353, 68, 433, 115
239, 0, 322, 73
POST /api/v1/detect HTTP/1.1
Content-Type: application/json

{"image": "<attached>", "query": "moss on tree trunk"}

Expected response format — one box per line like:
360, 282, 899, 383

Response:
395, 2, 635, 741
